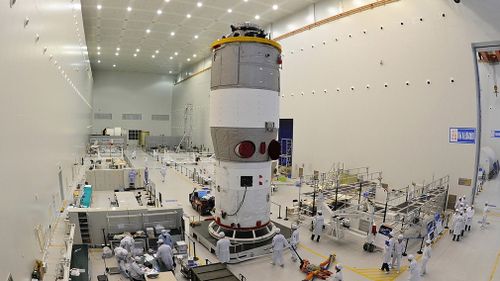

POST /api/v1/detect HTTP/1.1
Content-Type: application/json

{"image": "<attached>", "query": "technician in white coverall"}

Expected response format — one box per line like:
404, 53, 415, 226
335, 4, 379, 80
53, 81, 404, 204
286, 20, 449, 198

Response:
290, 224, 300, 262
215, 232, 231, 264
271, 228, 289, 267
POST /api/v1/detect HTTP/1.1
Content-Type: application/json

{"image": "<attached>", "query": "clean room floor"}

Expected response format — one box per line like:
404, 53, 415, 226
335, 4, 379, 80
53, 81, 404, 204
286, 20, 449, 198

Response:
86, 149, 500, 281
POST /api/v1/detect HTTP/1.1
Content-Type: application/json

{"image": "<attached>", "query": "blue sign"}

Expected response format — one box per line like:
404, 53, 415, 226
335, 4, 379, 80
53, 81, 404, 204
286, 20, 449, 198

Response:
492, 130, 500, 138
449, 127, 476, 144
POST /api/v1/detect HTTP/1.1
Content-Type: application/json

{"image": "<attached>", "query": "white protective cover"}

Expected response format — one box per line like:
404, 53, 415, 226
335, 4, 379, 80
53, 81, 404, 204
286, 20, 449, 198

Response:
210, 88, 279, 128
214, 161, 272, 228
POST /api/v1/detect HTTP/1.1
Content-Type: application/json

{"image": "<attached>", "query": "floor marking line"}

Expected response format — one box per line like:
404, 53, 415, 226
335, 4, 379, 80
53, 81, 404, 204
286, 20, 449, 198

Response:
489, 251, 500, 281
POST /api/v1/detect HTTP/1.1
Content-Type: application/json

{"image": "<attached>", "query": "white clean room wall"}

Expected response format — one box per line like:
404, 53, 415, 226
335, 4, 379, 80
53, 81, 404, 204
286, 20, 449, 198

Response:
278, 0, 500, 196
171, 71, 212, 150
0, 0, 93, 279
171, 0, 500, 196
92, 70, 174, 136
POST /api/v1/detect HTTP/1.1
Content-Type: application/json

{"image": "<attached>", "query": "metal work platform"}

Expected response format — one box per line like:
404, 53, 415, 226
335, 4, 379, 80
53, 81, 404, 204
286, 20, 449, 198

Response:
190, 220, 291, 264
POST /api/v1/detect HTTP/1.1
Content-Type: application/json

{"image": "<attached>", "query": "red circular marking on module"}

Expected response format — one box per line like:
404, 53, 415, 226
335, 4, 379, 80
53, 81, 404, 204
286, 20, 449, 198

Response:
235, 141, 256, 158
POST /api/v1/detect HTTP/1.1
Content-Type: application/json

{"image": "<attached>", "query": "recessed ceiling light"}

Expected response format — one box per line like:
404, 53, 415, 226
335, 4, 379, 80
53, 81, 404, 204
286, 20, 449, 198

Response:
115, 52, 119, 56
170, 32, 175, 36
152, 55, 156, 58
197, 2, 202, 7
97, 51, 101, 55
97, 46, 101, 50
157, 9, 162, 15
97, 60, 101, 63
136, 48, 140, 52
193, 54, 197, 57
113, 64, 116, 67
255, 15, 260, 20
155, 50, 159, 54
169, 71, 172, 74
165, 0, 170, 2
146, 29, 151, 33
187, 58, 191, 61
194, 35, 199, 39
186, 14, 191, 18
116, 47, 120, 51
174, 52, 178, 56
227, 9, 232, 13
272, 4, 278, 10
127, 6, 132, 11
169, 56, 173, 60
244, 0, 248, 2
133, 53, 137, 57
97, 4, 102, 10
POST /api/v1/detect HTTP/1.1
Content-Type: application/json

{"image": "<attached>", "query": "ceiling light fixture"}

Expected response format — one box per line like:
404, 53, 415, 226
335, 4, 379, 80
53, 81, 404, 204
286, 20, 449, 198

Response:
127, 6, 132, 11
197, 2, 202, 7
174, 52, 178, 56
169, 56, 173, 60
165, 0, 170, 2
97, 4, 102, 10
97, 51, 101, 55
152, 55, 156, 58
169, 71, 172, 74
255, 15, 260, 20
157, 9, 162, 15
133, 53, 137, 57
116, 47, 120, 51
187, 14, 192, 18
136, 48, 140, 52
115, 52, 119, 56
113, 64, 116, 67
227, 9, 232, 13
194, 35, 199, 39
193, 54, 197, 57
155, 50, 159, 54
187, 58, 191, 61
170, 32, 175, 36
97, 60, 101, 63
97, 46, 101, 50
244, 0, 248, 2
146, 29, 151, 33
272, 4, 278, 10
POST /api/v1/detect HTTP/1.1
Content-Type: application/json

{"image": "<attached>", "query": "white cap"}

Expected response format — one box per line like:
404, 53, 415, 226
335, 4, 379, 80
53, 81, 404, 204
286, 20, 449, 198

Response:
426, 239, 432, 244
335, 264, 343, 270
389, 231, 395, 237
219, 232, 225, 238
291, 224, 298, 230
317, 211, 322, 215
275, 228, 281, 234
398, 234, 404, 240
134, 256, 142, 262
161, 229, 167, 234
157, 239, 164, 245
408, 254, 415, 260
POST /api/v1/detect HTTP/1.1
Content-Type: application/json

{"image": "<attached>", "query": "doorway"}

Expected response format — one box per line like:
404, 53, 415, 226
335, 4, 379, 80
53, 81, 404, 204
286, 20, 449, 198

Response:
473, 43, 500, 201
279, 119, 293, 177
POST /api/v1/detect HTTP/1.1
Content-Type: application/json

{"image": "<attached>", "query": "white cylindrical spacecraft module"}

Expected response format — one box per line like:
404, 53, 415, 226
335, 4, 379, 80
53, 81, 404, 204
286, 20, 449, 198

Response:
208, 24, 282, 243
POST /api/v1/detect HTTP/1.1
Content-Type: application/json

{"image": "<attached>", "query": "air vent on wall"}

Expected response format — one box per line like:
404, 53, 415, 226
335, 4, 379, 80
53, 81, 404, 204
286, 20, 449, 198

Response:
94, 113, 112, 120
122, 114, 142, 120
152, 114, 170, 121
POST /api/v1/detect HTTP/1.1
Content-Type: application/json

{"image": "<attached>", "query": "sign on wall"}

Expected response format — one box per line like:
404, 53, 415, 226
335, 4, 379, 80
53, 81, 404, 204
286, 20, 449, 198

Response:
491, 130, 500, 138
449, 127, 476, 144
458, 178, 472, 186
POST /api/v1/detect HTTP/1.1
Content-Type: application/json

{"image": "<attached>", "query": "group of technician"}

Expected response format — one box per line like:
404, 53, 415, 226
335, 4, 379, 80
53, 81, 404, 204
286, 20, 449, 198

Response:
113, 230, 175, 281
451, 196, 476, 241
380, 231, 432, 280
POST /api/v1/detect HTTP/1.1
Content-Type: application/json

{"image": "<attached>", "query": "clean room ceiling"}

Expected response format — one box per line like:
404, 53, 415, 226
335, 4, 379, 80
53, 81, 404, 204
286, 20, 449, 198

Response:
82, 0, 318, 75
